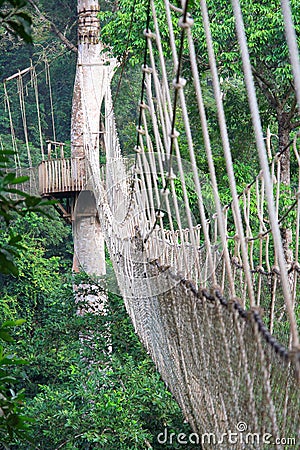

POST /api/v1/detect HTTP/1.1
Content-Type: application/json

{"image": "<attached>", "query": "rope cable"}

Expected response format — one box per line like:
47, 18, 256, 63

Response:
32, 66, 45, 160
280, 0, 300, 114
45, 57, 56, 143
3, 81, 20, 169
231, 0, 299, 348
17, 71, 33, 167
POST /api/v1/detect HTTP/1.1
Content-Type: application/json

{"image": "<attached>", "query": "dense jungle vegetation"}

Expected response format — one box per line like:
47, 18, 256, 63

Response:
0, 0, 299, 448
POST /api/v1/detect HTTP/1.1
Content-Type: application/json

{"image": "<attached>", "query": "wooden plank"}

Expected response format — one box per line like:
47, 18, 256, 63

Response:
4, 66, 32, 82
38, 163, 43, 194
55, 160, 58, 191
62, 159, 65, 191
66, 159, 70, 191
47, 161, 51, 193
58, 160, 62, 191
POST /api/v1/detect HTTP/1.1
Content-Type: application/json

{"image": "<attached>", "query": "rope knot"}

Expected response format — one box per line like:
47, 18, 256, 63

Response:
178, 15, 194, 29
271, 265, 280, 275
143, 29, 156, 39
169, 129, 180, 139
232, 255, 241, 267
136, 126, 146, 135
256, 265, 265, 274
166, 168, 176, 181
139, 101, 148, 110
142, 64, 152, 74
172, 77, 187, 90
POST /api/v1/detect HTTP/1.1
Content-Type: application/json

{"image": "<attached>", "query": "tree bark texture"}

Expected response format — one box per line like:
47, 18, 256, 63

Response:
277, 111, 291, 185
71, 0, 109, 277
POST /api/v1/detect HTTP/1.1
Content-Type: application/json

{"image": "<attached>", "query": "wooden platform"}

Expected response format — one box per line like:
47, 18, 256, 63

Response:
38, 157, 86, 197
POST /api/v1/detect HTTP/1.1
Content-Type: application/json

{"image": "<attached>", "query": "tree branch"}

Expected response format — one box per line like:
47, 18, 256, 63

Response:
252, 65, 276, 93
281, 85, 294, 112
287, 95, 298, 122
27, 0, 77, 53
251, 65, 279, 109
49, 23, 77, 53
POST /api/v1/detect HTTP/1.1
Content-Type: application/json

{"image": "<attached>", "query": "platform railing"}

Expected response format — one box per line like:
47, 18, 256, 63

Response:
38, 157, 86, 195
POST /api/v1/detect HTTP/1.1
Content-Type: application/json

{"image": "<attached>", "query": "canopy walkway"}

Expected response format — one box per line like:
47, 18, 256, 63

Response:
2, 0, 300, 448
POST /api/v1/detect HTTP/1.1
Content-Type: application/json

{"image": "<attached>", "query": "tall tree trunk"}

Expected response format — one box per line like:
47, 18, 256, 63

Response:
71, 0, 106, 277
71, 0, 110, 361
277, 111, 293, 264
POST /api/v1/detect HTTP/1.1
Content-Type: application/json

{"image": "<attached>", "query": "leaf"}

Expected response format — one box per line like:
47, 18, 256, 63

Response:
0, 253, 18, 276
3, 187, 29, 197
1, 319, 26, 328
6, 18, 32, 43
0, 355, 27, 366
0, 331, 14, 343
4, 174, 29, 186
8, 234, 22, 245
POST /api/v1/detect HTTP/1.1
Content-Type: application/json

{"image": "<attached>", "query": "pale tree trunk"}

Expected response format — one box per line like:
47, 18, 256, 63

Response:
71, 0, 106, 278
277, 111, 293, 265
71, 0, 110, 359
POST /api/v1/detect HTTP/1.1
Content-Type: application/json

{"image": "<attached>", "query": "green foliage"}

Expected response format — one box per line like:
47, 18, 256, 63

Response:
99, 0, 149, 65
0, 149, 56, 275
0, 0, 32, 43
10, 282, 195, 450
12, 210, 73, 259
4, 244, 198, 450
0, 145, 59, 446
0, 319, 34, 448
99, 0, 180, 65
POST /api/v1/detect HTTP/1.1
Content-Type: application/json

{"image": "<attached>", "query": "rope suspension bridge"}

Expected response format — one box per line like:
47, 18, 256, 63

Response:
2, 0, 300, 447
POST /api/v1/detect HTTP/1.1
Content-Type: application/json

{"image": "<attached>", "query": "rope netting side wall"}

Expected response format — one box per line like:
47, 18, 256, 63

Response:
113, 256, 299, 446
83, 0, 300, 445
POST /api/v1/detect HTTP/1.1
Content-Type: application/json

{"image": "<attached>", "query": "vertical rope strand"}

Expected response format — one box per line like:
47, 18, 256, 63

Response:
231, 0, 299, 348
